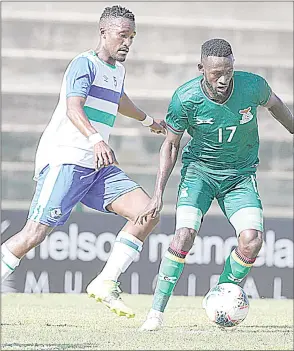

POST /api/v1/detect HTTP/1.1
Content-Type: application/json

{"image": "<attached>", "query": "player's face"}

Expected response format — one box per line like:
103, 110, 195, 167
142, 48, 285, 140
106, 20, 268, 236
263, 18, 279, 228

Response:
103, 18, 136, 62
200, 55, 234, 99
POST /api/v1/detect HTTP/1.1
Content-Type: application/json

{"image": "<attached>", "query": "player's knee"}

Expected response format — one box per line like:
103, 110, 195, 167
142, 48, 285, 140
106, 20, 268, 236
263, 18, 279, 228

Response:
22, 220, 52, 249
238, 229, 263, 258
171, 227, 197, 252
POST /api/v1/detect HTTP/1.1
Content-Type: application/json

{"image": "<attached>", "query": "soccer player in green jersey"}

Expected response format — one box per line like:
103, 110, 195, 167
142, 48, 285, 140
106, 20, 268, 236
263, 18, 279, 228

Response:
136, 38, 293, 331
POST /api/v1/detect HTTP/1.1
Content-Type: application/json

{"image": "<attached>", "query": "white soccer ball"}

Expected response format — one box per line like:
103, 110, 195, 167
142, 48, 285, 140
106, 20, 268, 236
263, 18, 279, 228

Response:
203, 283, 249, 328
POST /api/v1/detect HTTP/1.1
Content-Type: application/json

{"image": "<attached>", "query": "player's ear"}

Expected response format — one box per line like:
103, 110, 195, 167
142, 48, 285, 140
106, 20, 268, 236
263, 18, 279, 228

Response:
99, 26, 107, 39
198, 63, 204, 73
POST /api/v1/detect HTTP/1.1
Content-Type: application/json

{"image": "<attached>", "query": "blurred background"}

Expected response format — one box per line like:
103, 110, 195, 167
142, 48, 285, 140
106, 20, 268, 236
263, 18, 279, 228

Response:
2, 1, 293, 217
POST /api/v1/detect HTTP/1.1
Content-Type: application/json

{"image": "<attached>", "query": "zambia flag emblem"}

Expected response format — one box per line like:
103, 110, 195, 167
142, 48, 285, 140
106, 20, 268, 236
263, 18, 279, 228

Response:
239, 106, 253, 124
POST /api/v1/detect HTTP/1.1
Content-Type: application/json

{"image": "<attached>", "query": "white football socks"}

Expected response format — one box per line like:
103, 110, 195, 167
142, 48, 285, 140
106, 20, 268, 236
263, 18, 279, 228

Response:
98, 231, 143, 282
1, 243, 20, 282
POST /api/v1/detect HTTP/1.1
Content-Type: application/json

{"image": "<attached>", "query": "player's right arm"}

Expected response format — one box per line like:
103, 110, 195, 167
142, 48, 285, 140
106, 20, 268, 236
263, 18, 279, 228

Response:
66, 57, 118, 169
263, 92, 294, 134
252, 73, 293, 134
66, 97, 118, 169
135, 92, 187, 224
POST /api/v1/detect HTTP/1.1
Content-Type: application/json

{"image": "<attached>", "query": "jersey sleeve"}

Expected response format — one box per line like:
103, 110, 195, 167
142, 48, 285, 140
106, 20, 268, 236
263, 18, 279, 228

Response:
66, 57, 97, 98
166, 92, 188, 134
254, 74, 272, 106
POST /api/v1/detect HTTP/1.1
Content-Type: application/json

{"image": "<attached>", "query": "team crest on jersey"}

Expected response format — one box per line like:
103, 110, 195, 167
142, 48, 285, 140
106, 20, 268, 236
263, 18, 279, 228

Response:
48, 207, 62, 221
239, 106, 253, 124
113, 76, 117, 88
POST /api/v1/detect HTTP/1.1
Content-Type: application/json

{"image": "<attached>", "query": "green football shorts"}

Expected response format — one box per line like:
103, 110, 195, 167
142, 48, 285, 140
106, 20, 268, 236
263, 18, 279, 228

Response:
176, 165, 263, 235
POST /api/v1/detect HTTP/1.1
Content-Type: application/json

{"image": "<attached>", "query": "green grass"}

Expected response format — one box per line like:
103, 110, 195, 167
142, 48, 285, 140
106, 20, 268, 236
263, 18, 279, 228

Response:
1, 294, 293, 350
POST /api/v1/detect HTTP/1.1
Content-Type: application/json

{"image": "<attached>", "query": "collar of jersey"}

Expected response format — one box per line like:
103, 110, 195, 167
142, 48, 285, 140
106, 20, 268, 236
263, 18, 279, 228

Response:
89, 50, 117, 70
199, 77, 234, 106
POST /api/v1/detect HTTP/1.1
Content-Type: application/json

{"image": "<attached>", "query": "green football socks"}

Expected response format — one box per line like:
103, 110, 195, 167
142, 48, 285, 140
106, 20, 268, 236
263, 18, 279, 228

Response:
152, 246, 188, 312
218, 247, 256, 284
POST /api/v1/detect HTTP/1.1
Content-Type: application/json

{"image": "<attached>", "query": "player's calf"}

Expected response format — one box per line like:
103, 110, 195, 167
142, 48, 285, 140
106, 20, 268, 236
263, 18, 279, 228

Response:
151, 228, 195, 313
238, 229, 263, 258
1, 220, 52, 282
218, 229, 263, 285
86, 230, 144, 318
87, 190, 160, 317
140, 227, 196, 331
204, 230, 263, 309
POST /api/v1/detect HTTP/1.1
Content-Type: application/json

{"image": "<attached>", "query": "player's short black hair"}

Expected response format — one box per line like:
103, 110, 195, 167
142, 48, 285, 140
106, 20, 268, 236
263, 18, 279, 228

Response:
201, 38, 233, 59
99, 5, 135, 27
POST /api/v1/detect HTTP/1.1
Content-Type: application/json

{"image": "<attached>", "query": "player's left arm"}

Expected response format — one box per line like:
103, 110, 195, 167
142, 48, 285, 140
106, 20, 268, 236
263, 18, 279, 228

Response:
263, 92, 294, 134
118, 92, 166, 134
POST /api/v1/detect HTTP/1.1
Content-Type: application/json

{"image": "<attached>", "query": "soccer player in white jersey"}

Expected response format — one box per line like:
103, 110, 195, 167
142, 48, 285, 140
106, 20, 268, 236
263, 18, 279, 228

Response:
1, 5, 166, 318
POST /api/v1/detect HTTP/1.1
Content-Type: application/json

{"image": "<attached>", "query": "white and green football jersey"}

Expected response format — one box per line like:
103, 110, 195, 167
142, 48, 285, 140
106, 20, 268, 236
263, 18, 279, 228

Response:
34, 50, 125, 179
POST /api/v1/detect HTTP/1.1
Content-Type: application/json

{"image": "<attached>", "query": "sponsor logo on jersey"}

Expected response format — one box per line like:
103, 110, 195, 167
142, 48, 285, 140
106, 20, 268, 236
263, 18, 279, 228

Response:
196, 118, 215, 125
239, 106, 253, 124
113, 76, 117, 88
103, 75, 109, 82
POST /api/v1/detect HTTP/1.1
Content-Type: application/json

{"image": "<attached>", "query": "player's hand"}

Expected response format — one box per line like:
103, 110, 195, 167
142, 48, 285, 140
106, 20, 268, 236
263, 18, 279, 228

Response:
149, 119, 166, 135
94, 140, 119, 170
135, 196, 163, 225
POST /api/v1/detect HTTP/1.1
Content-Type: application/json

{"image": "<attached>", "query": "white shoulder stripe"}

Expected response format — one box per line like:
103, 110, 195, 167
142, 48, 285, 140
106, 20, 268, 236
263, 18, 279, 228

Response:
85, 95, 119, 115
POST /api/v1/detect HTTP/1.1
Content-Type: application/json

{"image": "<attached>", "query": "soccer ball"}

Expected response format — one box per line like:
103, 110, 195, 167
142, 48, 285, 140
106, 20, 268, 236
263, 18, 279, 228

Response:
203, 283, 249, 328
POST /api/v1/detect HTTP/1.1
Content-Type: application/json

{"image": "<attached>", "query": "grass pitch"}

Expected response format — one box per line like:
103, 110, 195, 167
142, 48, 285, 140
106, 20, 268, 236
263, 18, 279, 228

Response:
1, 293, 293, 350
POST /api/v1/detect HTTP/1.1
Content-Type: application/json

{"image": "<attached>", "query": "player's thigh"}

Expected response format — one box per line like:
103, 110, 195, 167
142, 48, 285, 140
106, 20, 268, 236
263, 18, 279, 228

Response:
218, 174, 263, 235
81, 166, 146, 220
28, 164, 93, 227
176, 173, 215, 232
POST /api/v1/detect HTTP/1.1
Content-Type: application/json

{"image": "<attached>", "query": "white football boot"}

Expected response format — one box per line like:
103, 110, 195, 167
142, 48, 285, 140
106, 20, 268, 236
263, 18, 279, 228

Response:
139, 309, 164, 331
86, 276, 135, 318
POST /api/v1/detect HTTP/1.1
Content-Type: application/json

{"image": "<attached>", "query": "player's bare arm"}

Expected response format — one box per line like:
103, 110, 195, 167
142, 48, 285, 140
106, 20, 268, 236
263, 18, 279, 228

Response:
66, 96, 118, 169
135, 129, 183, 224
264, 91, 294, 134
118, 92, 166, 134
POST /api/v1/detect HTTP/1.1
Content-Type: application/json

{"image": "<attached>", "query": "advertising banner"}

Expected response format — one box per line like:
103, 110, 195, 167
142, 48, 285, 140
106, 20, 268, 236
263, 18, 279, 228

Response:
1, 210, 293, 298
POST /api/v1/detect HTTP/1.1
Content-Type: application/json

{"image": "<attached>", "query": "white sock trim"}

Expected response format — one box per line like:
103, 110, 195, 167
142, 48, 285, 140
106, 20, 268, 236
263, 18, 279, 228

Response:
1, 243, 20, 269
98, 232, 144, 281
116, 231, 143, 252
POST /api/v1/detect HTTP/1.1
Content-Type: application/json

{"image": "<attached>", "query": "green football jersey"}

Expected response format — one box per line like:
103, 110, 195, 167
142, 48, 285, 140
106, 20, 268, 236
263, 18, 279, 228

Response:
166, 71, 272, 176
